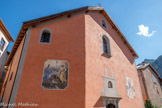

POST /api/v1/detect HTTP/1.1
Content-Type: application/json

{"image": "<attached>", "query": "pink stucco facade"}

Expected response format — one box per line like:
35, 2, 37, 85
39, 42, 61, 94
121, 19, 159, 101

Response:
85, 13, 144, 108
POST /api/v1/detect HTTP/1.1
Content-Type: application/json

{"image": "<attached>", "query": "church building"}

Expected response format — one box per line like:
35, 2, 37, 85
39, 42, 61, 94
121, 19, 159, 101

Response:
0, 6, 144, 108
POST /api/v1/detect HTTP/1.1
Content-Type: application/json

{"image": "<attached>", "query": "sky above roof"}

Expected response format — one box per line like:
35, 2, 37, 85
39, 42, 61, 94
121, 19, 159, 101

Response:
0, 0, 162, 64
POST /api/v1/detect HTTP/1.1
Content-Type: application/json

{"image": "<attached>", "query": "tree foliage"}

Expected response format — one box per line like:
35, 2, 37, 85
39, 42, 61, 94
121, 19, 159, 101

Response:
145, 100, 154, 108
145, 100, 162, 108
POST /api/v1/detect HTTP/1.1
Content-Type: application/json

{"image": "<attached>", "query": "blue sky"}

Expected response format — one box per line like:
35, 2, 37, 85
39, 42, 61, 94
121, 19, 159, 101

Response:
0, 0, 162, 64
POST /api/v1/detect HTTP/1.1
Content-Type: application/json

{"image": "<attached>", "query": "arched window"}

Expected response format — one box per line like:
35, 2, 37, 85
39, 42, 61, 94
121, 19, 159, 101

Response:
108, 81, 113, 88
102, 35, 111, 55
102, 19, 107, 29
40, 29, 51, 43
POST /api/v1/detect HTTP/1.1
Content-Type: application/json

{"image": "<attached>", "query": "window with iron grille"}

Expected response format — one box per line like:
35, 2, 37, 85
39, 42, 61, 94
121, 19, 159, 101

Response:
40, 30, 51, 43
102, 35, 111, 56
9, 72, 13, 81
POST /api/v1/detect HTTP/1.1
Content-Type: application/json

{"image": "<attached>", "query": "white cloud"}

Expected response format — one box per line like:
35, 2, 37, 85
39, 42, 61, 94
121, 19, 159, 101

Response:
137, 25, 156, 37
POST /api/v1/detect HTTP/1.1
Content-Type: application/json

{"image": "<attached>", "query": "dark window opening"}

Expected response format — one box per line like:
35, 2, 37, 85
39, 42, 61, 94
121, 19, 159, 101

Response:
0, 38, 5, 51
40, 30, 51, 43
108, 81, 113, 88
9, 72, 13, 81
103, 37, 108, 54
102, 36, 111, 56
102, 20, 107, 28
106, 103, 115, 108
0, 72, 6, 82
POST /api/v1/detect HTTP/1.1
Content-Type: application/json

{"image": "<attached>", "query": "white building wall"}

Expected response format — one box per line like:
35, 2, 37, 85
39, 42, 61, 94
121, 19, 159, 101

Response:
0, 28, 9, 55
0, 28, 10, 73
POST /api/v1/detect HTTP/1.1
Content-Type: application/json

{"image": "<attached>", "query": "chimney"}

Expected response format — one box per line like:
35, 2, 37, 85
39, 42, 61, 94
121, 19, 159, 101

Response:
142, 61, 145, 66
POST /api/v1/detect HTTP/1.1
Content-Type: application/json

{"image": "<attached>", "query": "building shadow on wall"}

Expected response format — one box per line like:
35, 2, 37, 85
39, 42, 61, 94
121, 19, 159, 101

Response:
94, 96, 103, 107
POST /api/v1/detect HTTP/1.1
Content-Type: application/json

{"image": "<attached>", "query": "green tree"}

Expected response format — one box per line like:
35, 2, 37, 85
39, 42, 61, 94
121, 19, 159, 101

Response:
145, 100, 154, 108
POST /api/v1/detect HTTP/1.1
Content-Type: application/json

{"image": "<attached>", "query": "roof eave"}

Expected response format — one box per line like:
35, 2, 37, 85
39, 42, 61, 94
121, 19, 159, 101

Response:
149, 64, 160, 77
137, 64, 160, 77
0, 19, 14, 42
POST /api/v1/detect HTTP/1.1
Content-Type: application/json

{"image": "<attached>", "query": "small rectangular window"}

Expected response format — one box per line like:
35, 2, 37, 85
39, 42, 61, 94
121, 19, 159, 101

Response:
152, 74, 156, 83
0, 38, 5, 51
102, 20, 107, 29
9, 72, 13, 82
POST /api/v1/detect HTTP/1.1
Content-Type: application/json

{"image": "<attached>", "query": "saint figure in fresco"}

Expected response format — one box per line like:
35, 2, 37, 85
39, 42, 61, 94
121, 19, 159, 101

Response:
43, 64, 52, 81
59, 65, 67, 84
126, 77, 136, 98
42, 60, 69, 89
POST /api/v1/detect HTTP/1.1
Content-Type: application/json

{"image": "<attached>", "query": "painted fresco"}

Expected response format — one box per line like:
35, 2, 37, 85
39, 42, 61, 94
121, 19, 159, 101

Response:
126, 77, 136, 98
42, 59, 69, 90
